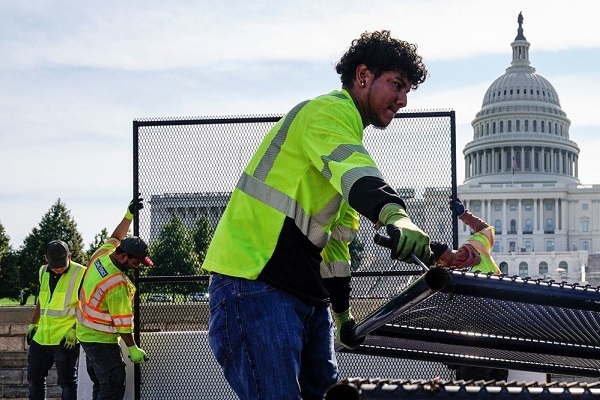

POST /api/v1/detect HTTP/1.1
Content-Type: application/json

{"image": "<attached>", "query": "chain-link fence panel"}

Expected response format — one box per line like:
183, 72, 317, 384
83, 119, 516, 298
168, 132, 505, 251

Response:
134, 111, 456, 399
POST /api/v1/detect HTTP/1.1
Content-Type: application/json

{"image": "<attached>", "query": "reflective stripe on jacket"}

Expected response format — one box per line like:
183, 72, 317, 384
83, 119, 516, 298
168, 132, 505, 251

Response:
464, 226, 500, 274
320, 201, 359, 278
34, 262, 86, 345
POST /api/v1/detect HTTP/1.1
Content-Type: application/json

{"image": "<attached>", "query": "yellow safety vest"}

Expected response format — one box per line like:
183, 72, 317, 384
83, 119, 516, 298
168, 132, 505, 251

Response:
76, 239, 136, 343
34, 262, 86, 345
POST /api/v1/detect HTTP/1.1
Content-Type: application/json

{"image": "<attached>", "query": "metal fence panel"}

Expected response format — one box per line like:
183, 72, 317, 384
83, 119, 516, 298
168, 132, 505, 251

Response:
134, 111, 455, 399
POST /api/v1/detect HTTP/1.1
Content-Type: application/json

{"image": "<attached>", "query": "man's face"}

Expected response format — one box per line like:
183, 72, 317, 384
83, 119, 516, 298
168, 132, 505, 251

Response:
436, 248, 456, 268
365, 71, 411, 128
116, 253, 145, 271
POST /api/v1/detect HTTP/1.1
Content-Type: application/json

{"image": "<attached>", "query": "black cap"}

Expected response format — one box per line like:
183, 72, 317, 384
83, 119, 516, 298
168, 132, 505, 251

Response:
46, 240, 70, 270
119, 237, 153, 266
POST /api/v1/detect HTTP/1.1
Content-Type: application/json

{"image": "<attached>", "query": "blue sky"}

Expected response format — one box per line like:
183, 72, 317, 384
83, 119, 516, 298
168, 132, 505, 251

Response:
1, 0, 599, 248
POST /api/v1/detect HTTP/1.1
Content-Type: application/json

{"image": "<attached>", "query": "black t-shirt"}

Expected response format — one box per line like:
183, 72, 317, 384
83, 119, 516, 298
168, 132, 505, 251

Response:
48, 265, 69, 295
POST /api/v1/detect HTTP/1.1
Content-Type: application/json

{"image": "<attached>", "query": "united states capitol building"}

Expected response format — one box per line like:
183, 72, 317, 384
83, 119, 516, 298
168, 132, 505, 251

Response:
457, 13, 600, 284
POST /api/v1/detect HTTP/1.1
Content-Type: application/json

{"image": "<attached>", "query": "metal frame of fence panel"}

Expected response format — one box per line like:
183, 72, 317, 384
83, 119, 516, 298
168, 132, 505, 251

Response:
133, 111, 456, 399
342, 268, 600, 378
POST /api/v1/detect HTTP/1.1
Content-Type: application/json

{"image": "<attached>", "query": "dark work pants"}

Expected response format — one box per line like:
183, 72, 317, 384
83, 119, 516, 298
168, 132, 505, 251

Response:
81, 342, 127, 400
27, 340, 79, 400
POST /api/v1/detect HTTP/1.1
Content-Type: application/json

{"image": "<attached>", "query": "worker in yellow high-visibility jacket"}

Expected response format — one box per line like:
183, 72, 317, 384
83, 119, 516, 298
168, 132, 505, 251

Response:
430, 198, 507, 382
202, 30, 431, 400
27, 240, 86, 400
76, 197, 153, 400
429, 198, 500, 275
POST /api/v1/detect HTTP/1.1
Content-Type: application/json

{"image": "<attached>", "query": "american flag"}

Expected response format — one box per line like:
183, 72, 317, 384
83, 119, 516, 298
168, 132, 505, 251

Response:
512, 157, 519, 170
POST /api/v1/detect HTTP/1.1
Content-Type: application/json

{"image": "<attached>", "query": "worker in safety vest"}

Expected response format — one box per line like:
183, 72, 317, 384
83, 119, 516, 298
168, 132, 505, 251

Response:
76, 197, 152, 400
27, 240, 86, 400
429, 198, 500, 274
202, 30, 431, 399
430, 198, 506, 381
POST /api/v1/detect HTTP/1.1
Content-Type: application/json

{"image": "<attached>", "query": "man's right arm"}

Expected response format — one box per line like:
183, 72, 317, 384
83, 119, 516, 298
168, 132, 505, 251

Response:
460, 211, 491, 233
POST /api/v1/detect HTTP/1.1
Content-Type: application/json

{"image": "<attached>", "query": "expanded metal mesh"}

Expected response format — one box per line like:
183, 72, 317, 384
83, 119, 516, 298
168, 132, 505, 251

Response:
134, 111, 455, 399
352, 269, 600, 378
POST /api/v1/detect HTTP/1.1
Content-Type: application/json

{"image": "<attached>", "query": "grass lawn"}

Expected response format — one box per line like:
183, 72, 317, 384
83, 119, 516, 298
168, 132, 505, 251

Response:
0, 296, 36, 306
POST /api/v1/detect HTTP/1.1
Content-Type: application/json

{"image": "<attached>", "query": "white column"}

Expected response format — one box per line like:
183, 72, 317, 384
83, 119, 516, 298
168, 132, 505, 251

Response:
560, 198, 566, 232
554, 198, 560, 232
520, 146, 525, 173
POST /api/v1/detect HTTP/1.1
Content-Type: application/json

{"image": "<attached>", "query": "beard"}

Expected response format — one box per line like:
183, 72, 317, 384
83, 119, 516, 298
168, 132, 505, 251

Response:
366, 86, 392, 129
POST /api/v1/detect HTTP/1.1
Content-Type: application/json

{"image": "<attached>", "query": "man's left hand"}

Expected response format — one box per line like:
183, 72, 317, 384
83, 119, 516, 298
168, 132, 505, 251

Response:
62, 328, 77, 350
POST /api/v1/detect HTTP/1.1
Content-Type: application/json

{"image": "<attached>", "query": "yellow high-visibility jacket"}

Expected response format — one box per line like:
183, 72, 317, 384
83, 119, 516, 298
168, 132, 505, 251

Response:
34, 261, 86, 345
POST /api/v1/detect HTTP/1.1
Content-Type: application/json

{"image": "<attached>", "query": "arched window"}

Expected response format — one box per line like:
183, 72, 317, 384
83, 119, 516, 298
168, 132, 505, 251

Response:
539, 262, 548, 276
493, 122, 496, 134
499, 262, 509, 275
524, 219, 532, 233
519, 262, 529, 277
525, 120, 529, 131
510, 219, 516, 234
516, 120, 520, 132
533, 120, 537, 132
499, 121, 503, 132
541, 121, 545, 133
508, 120, 512, 132
495, 220, 502, 234
559, 261, 568, 274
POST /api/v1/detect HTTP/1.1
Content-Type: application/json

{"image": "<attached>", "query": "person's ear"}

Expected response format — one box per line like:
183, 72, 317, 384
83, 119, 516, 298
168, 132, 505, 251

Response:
356, 64, 370, 87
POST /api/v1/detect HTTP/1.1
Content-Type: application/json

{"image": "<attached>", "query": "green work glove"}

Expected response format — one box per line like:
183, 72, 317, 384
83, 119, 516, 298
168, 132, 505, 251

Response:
332, 309, 365, 350
125, 194, 144, 220
127, 344, 148, 363
62, 328, 77, 350
26, 324, 37, 345
379, 203, 431, 263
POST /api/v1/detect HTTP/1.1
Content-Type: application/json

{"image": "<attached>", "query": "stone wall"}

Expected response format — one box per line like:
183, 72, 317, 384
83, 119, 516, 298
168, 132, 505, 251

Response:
0, 306, 61, 399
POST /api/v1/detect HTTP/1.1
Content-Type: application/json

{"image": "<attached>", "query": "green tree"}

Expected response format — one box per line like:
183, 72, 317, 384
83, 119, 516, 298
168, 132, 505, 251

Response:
146, 216, 202, 298
18, 199, 85, 304
190, 215, 213, 266
0, 223, 20, 301
86, 228, 109, 262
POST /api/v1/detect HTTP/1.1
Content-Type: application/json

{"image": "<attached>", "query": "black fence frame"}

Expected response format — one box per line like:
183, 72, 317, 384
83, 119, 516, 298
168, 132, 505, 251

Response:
131, 111, 457, 399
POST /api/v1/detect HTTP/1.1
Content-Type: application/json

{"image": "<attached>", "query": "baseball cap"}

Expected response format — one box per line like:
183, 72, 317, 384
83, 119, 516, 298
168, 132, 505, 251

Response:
46, 240, 70, 270
119, 237, 154, 266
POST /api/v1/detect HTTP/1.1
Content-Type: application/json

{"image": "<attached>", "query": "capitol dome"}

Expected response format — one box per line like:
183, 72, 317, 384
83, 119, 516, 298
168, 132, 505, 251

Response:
463, 12, 579, 185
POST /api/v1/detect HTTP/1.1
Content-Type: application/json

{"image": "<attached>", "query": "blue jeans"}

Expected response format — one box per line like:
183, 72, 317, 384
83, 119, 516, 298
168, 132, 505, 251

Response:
80, 342, 126, 400
27, 340, 79, 400
208, 273, 339, 400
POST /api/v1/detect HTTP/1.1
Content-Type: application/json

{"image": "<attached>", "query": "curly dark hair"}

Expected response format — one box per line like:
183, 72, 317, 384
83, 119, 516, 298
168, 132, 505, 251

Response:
335, 30, 428, 89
